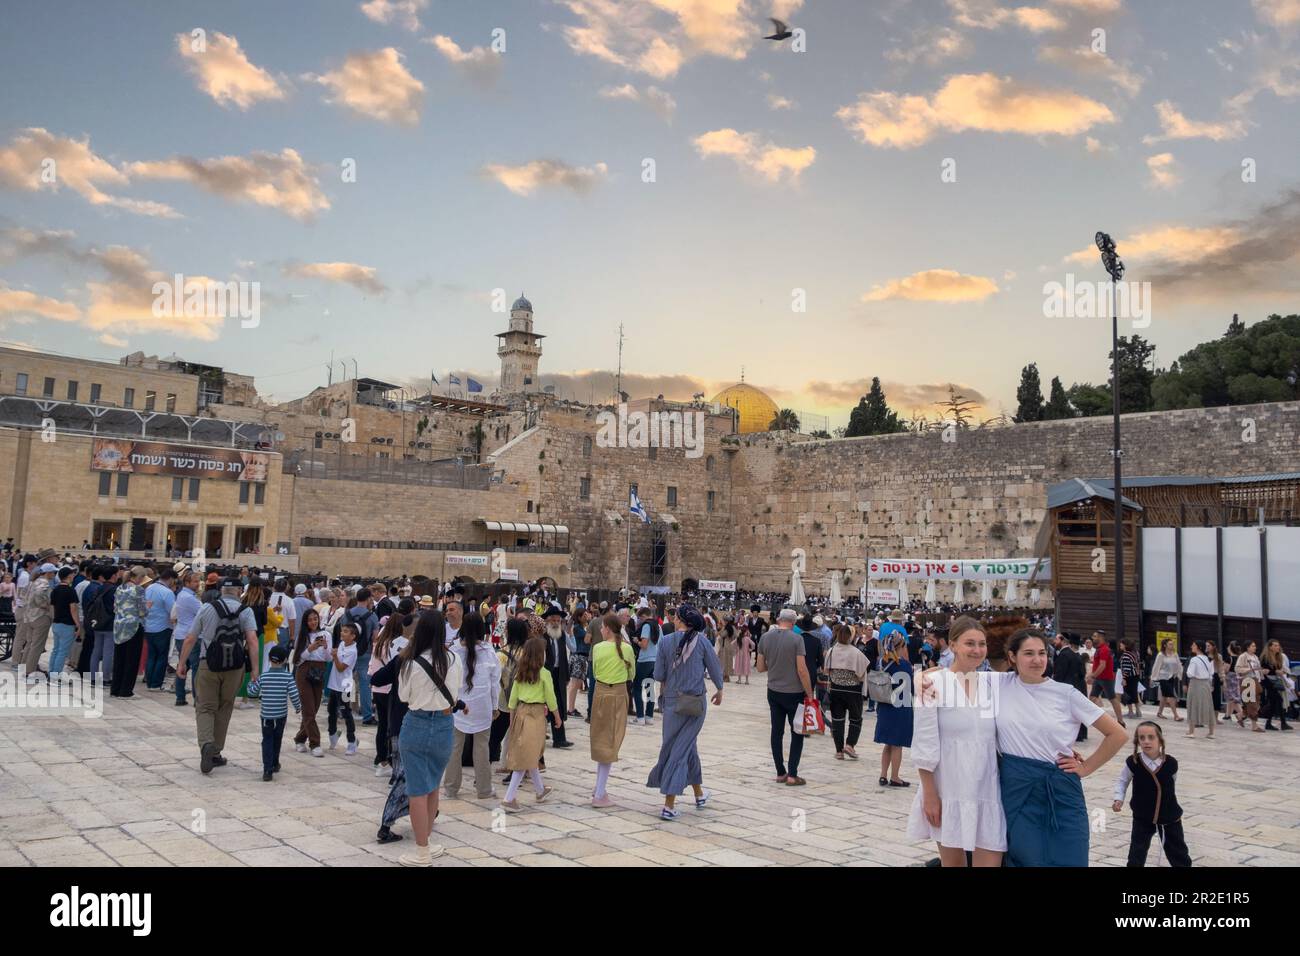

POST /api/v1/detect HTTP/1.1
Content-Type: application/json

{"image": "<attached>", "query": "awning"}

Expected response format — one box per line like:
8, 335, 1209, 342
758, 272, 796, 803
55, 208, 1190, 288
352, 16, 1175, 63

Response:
476, 519, 569, 535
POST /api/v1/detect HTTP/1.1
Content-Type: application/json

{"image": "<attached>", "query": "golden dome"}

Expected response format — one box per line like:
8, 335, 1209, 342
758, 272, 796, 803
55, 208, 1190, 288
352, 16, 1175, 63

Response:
711, 383, 780, 434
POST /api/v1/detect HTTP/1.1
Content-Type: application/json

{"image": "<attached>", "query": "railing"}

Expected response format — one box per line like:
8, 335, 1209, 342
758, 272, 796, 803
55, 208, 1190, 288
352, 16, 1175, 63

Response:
0, 395, 272, 447
300, 537, 568, 554
281, 451, 491, 490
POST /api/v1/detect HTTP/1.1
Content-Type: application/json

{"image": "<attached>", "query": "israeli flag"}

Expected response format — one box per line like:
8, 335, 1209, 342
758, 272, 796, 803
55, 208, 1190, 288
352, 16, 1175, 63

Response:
449, 374, 462, 387
629, 489, 649, 523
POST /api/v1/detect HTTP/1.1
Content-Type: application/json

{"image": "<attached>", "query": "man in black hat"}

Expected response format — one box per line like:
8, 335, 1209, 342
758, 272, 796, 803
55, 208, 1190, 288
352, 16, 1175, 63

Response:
542, 603, 573, 748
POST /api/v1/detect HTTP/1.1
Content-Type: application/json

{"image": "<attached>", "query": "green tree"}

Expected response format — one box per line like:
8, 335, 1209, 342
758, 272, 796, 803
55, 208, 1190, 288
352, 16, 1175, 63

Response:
1066, 382, 1113, 418
935, 384, 976, 429
1066, 334, 1157, 417
1152, 314, 1300, 410
769, 408, 800, 432
1225, 313, 1246, 337
1014, 363, 1045, 423
1043, 376, 1074, 419
808, 429, 831, 439
845, 377, 907, 437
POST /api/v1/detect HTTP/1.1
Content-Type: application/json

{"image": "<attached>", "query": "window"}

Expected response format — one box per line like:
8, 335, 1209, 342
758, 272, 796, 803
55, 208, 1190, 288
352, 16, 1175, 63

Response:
67, 381, 78, 402
527, 500, 534, 513
43, 377, 54, 397
116, 473, 129, 497
90, 383, 102, 404
648, 445, 657, 460
706, 455, 714, 473
707, 490, 715, 513
314, 435, 323, 449
188, 478, 200, 502
145, 390, 156, 411
239, 482, 250, 504
166, 393, 176, 413
15, 373, 28, 396
124, 388, 135, 408
98, 472, 112, 496
254, 483, 265, 505
667, 486, 678, 507
582, 436, 592, 458
171, 477, 184, 501
579, 476, 590, 500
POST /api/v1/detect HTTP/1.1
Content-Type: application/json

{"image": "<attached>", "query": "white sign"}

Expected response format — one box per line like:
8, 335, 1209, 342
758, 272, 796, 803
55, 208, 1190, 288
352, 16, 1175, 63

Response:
446, 555, 489, 567
866, 588, 900, 605
867, 558, 1049, 581
698, 579, 736, 592
498, 569, 520, 581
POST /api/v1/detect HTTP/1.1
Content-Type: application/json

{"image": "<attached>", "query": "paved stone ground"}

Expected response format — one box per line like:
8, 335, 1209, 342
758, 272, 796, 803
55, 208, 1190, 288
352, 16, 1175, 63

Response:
1, 672, 1297, 867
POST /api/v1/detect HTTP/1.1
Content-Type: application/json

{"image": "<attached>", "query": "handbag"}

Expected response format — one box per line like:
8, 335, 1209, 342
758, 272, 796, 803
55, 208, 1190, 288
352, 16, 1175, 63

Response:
866, 657, 895, 705
670, 633, 706, 718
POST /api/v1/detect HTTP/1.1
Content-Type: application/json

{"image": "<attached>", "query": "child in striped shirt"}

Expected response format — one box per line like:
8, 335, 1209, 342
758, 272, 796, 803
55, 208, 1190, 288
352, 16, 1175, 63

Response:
250, 644, 302, 782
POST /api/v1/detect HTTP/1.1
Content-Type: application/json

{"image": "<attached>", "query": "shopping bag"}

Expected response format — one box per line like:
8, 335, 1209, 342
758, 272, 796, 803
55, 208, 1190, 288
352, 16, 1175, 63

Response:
794, 697, 826, 736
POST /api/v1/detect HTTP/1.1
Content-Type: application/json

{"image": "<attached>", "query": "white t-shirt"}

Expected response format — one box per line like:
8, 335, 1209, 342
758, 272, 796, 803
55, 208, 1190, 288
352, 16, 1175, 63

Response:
445, 622, 459, 647
299, 629, 333, 663
328, 641, 358, 693
994, 675, 1104, 764
269, 592, 296, 623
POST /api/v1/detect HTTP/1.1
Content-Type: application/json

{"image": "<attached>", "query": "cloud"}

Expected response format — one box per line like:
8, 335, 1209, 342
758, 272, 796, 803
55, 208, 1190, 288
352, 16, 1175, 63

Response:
98, 333, 128, 348
1146, 152, 1179, 189
1065, 225, 1242, 266
1253, 0, 1300, 28
804, 377, 990, 415
884, 26, 970, 66
0, 128, 179, 218
692, 128, 816, 183
599, 83, 677, 120
862, 269, 1000, 303
0, 227, 236, 340
947, 0, 1066, 31
308, 48, 423, 126
1037, 45, 1144, 96
1143, 100, 1248, 143
837, 73, 1114, 148
1013, 7, 1066, 31
1084, 136, 1114, 153
126, 147, 329, 222
481, 159, 609, 196
1049, 0, 1122, 11
284, 261, 387, 294
766, 92, 797, 110
0, 283, 81, 322
359, 0, 427, 31
425, 35, 503, 88
556, 0, 804, 79
176, 30, 285, 109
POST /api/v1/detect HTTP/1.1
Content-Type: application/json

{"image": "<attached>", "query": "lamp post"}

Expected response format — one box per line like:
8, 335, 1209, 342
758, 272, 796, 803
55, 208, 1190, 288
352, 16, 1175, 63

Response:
1096, 231, 1127, 647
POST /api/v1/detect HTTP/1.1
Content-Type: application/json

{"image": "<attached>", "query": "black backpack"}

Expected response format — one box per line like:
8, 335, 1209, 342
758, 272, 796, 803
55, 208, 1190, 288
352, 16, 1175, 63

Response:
88, 584, 116, 632
205, 600, 249, 672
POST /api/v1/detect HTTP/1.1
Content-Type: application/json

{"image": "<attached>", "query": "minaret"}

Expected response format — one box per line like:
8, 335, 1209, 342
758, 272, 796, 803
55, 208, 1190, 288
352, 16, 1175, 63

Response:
494, 294, 545, 397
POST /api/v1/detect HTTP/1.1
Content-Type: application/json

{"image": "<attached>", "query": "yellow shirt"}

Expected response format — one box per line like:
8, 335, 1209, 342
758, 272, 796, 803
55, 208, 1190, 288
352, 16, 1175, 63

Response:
509, 675, 558, 711
592, 639, 637, 685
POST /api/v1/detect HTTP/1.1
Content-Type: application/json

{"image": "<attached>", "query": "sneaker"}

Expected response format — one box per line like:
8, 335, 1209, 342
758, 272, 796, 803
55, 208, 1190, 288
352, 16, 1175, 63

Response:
695, 789, 711, 809
200, 743, 215, 774
329, 734, 340, 750
311, 747, 324, 758
345, 741, 358, 756
500, 799, 522, 814
376, 826, 403, 844
660, 806, 680, 821
374, 764, 389, 777
398, 845, 443, 866
211, 754, 227, 767
295, 742, 308, 753
535, 785, 554, 803
262, 772, 273, 782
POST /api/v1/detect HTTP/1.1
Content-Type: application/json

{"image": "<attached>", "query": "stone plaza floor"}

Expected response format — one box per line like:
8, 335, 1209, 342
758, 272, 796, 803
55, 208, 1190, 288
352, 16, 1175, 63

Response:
1, 671, 1298, 867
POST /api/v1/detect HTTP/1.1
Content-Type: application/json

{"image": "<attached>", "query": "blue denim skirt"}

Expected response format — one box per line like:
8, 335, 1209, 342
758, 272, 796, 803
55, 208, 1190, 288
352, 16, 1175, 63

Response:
398, 710, 454, 797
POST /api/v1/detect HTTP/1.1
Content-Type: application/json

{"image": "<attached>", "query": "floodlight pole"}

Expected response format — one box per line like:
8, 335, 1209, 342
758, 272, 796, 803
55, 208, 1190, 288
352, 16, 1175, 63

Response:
1096, 232, 1127, 649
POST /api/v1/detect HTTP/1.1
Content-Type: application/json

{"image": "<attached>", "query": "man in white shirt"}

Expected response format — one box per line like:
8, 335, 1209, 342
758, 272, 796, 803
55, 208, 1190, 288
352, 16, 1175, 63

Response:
444, 598, 462, 647
268, 578, 297, 649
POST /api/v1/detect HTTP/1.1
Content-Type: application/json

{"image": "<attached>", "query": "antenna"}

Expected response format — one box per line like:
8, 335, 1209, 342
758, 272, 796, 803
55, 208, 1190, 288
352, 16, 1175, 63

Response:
615, 323, 624, 404
741, 365, 745, 383
327, 350, 334, 386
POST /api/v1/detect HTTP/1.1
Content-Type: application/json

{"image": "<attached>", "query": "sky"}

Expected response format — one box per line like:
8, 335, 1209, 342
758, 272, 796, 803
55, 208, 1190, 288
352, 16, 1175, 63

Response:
1, 0, 1299, 428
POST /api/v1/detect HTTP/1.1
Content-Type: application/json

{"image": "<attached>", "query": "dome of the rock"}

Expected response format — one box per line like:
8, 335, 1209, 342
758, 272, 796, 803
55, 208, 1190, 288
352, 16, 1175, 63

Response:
711, 383, 780, 434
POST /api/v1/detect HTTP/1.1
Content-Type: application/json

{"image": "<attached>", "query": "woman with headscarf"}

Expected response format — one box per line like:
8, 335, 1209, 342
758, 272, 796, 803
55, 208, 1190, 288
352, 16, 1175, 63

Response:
644, 604, 724, 821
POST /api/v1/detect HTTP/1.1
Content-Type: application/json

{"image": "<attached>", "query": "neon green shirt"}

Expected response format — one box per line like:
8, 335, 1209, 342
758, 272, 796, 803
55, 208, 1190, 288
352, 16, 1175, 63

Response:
508, 675, 558, 711
592, 639, 637, 684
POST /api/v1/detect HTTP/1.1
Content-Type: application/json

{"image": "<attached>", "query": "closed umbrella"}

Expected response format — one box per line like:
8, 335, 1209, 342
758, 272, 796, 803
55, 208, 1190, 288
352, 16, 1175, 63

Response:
953, 579, 964, 604
980, 579, 992, 606
898, 578, 908, 605
789, 568, 805, 606
924, 579, 937, 607
1005, 578, 1018, 605
829, 569, 842, 605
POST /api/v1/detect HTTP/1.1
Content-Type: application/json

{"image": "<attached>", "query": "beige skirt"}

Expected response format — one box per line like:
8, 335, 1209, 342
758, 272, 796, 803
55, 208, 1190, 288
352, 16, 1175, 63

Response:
504, 702, 548, 771
590, 681, 629, 764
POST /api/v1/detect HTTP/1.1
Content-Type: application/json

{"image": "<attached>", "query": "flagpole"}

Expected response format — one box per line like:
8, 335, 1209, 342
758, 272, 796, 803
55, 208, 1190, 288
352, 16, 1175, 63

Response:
625, 515, 631, 591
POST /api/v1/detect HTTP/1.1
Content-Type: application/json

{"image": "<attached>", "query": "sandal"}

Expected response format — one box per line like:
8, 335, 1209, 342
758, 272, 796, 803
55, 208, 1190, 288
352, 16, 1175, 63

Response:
775, 774, 788, 783
879, 776, 889, 787
785, 776, 806, 786
1174, 716, 1184, 722
888, 779, 911, 788
835, 752, 845, 760
843, 747, 858, 760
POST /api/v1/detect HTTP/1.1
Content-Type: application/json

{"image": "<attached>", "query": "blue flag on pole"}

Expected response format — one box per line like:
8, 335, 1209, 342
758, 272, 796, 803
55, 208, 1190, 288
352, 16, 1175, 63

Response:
629, 489, 649, 523
449, 374, 462, 387
467, 377, 483, 393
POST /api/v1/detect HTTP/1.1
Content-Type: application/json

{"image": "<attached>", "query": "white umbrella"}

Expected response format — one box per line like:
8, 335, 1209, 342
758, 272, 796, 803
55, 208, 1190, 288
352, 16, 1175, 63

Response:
1005, 578, 1018, 605
789, 568, 805, 605
980, 579, 992, 605
953, 579, 964, 604
1030, 587, 1041, 604
898, 578, 908, 605
924, 579, 937, 607
829, 569, 842, 605
859, 583, 867, 606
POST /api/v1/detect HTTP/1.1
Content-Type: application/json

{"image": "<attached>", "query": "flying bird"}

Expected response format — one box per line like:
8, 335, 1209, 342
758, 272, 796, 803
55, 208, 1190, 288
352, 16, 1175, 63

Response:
764, 17, 793, 41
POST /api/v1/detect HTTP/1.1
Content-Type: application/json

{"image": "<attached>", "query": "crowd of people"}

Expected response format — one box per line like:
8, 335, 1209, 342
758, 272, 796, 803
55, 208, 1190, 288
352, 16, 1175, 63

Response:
4, 548, 1296, 869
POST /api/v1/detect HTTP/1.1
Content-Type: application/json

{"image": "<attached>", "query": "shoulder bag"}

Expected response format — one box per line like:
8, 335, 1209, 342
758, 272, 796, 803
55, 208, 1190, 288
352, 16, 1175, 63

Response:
865, 654, 895, 705
671, 634, 706, 718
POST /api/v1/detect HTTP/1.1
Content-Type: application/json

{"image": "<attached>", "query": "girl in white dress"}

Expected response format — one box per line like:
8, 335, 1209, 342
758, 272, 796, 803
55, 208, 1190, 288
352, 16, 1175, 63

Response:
907, 617, 1006, 866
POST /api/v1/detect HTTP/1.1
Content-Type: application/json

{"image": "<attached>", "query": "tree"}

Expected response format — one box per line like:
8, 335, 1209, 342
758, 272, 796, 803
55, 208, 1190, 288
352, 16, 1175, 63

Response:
832, 426, 847, 438
1066, 334, 1157, 417
935, 384, 976, 429
1014, 363, 1045, 423
1152, 313, 1300, 410
1225, 313, 1246, 337
1066, 382, 1112, 418
808, 429, 831, 439
1043, 376, 1074, 419
769, 408, 800, 432
845, 377, 907, 437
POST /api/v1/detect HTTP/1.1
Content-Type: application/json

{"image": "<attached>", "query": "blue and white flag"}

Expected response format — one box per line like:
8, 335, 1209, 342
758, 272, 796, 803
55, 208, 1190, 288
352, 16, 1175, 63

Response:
449, 374, 462, 387
629, 489, 649, 523
430, 371, 440, 386
467, 377, 483, 393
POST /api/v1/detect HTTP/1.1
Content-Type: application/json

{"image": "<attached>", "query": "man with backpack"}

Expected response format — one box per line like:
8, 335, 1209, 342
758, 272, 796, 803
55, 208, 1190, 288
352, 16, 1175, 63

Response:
346, 588, 379, 724
176, 577, 260, 774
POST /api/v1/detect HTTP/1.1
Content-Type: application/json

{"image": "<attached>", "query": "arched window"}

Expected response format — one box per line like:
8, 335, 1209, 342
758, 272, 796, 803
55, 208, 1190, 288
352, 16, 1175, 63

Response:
705, 454, 714, 472
582, 435, 593, 458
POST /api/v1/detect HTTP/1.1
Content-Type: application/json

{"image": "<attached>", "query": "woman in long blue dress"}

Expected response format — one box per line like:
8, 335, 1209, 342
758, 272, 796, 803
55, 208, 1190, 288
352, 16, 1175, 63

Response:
873, 634, 914, 787
645, 605, 724, 821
